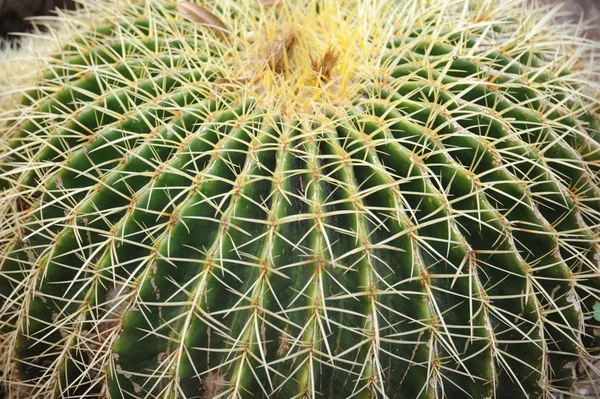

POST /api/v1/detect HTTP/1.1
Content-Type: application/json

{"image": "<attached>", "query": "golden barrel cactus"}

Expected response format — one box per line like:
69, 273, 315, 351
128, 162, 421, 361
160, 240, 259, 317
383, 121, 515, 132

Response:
0, 0, 599, 397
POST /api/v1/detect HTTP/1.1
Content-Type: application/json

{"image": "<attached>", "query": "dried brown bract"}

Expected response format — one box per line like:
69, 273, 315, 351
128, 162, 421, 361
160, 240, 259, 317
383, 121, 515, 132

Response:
259, 0, 280, 5
213, 77, 254, 93
176, 1, 229, 40
266, 32, 297, 74
311, 45, 340, 82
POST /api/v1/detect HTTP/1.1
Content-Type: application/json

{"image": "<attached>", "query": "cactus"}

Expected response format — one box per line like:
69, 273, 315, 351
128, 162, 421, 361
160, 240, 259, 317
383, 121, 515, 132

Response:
0, 0, 599, 397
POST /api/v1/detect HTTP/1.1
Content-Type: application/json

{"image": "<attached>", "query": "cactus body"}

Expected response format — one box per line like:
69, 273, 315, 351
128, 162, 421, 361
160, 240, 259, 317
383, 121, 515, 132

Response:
0, 0, 600, 398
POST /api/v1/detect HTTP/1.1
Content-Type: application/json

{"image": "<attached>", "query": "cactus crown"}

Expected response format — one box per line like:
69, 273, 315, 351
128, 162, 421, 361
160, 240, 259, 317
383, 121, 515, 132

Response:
0, 0, 600, 398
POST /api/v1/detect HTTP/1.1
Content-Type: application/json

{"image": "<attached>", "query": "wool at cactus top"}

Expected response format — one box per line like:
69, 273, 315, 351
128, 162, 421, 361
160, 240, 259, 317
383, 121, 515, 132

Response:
0, 0, 599, 398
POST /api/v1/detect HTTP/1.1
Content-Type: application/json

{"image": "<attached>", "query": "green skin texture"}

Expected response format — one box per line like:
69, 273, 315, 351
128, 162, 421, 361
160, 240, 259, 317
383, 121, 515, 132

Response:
0, 1, 600, 398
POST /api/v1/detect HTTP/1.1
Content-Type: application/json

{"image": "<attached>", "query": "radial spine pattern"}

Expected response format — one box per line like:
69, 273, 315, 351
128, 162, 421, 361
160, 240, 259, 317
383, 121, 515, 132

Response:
0, 0, 599, 398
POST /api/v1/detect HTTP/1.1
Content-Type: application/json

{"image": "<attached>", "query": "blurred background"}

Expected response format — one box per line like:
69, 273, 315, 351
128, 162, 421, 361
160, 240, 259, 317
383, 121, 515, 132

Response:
546, 0, 600, 40
0, 0, 75, 41
0, 0, 599, 43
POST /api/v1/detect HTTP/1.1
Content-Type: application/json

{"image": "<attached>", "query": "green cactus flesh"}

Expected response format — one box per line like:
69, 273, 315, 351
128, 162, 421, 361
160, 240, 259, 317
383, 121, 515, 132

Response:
1, 0, 600, 398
